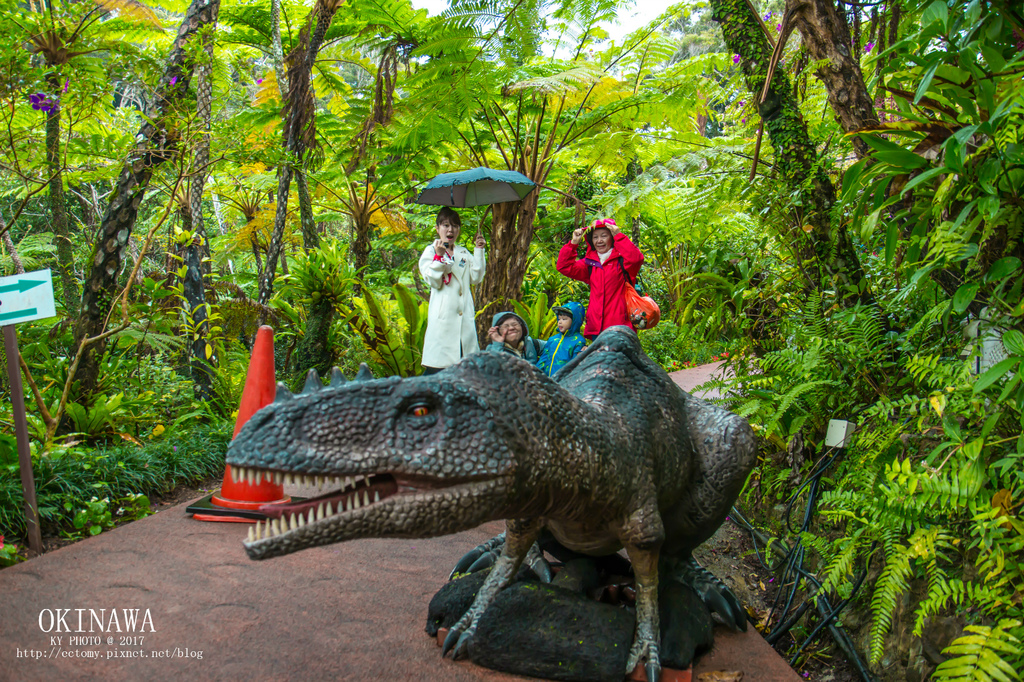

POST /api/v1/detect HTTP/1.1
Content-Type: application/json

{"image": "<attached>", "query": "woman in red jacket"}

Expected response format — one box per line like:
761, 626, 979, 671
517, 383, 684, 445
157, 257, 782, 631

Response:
556, 218, 644, 339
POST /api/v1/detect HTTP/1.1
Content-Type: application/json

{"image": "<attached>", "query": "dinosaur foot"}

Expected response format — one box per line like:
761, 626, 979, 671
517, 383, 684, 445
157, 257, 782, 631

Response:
449, 533, 552, 582
626, 637, 661, 682
674, 557, 747, 631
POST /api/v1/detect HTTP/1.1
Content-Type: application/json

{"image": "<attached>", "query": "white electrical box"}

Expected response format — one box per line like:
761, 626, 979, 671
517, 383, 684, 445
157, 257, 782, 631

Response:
825, 419, 855, 449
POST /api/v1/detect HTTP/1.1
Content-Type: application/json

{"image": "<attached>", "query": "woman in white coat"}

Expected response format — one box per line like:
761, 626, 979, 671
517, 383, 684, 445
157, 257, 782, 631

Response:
418, 207, 486, 374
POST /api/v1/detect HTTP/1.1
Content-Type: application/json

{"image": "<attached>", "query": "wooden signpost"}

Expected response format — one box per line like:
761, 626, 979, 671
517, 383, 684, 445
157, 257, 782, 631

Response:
1, 268, 57, 557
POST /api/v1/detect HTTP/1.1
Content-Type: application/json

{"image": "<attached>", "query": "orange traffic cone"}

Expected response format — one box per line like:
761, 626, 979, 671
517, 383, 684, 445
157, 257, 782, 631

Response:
189, 325, 292, 523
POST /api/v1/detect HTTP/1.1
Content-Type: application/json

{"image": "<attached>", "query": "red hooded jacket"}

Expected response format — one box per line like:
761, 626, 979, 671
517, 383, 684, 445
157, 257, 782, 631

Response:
556, 233, 644, 337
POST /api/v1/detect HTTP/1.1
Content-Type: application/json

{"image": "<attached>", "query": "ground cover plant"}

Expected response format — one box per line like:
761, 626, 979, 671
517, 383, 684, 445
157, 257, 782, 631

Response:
0, 0, 1021, 679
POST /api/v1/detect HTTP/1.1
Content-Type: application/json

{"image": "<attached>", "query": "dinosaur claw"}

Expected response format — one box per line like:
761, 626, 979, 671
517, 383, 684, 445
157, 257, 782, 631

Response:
467, 552, 496, 573
441, 627, 460, 657
675, 557, 748, 631
452, 631, 473, 660
449, 553, 476, 579
525, 541, 552, 582
449, 532, 506, 579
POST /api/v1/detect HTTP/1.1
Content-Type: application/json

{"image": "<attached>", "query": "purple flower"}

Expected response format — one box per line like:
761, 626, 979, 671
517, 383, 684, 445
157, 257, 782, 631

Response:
256, 78, 263, 85
741, 118, 746, 123
170, 76, 178, 85
173, 446, 177, 452
733, 54, 741, 64
62, 79, 69, 93
865, 42, 874, 53
763, 11, 771, 20
776, 23, 782, 31
29, 92, 57, 113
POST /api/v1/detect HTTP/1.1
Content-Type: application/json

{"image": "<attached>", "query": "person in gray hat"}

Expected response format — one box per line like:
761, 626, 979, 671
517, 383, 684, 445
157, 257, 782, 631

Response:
485, 311, 542, 363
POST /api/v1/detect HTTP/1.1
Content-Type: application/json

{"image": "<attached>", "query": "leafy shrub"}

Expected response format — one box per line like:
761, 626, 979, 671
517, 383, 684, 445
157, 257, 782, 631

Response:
0, 424, 230, 539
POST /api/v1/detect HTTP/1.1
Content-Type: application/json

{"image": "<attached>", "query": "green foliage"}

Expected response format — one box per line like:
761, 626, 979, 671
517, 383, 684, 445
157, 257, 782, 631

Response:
63, 491, 151, 539
0, 424, 230, 539
512, 293, 558, 341
347, 283, 427, 377
67, 496, 115, 538
0, 534, 24, 566
932, 620, 1023, 682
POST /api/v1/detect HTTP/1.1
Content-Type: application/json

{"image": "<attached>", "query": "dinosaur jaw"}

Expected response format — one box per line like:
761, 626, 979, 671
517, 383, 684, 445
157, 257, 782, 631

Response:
233, 465, 506, 559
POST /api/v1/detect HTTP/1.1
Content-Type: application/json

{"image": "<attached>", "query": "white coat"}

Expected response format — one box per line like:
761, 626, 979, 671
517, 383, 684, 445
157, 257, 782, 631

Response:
419, 244, 486, 368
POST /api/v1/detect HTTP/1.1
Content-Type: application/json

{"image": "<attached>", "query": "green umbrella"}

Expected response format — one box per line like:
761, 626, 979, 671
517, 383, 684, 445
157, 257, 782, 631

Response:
415, 167, 537, 207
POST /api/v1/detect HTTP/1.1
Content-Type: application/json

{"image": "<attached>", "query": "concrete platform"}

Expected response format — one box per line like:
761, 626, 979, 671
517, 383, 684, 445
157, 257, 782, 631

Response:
0, 363, 799, 682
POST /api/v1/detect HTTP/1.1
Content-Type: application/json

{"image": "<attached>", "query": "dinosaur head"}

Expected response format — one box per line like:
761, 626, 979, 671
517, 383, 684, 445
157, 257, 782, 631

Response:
226, 358, 522, 560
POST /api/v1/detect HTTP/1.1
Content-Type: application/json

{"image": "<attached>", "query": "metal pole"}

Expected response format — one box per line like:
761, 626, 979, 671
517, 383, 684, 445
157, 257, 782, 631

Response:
3, 324, 42, 557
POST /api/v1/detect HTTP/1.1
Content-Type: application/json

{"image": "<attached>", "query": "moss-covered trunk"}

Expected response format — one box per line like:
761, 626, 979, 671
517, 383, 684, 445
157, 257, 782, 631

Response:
45, 101, 78, 313
709, 0, 874, 309
73, 0, 221, 399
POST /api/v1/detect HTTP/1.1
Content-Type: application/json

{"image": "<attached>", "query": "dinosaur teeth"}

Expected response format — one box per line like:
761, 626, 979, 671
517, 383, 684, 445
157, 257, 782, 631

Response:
254, 521, 262, 540
344, 476, 353, 490
288, 514, 296, 531
326, 502, 334, 516
373, 490, 380, 503
363, 491, 371, 506
296, 512, 305, 527
274, 471, 283, 485
307, 509, 315, 525
352, 493, 361, 510
247, 526, 254, 543
246, 468, 255, 485
339, 497, 347, 512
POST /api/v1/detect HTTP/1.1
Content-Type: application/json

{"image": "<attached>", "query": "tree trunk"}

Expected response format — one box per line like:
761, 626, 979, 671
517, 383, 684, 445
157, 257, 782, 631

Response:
292, 296, 333, 378
709, 0, 873, 309
46, 102, 79, 313
784, 0, 880, 157
184, 26, 216, 401
295, 171, 318, 250
257, 0, 344, 310
73, 0, 221, 399
474, 193, 540, 343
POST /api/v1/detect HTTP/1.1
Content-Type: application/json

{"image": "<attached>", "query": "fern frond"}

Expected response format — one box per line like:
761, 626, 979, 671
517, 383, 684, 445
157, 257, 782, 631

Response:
932, 619, 1023, 682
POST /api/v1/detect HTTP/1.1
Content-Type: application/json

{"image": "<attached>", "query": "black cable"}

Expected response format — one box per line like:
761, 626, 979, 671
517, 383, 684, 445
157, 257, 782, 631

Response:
726, 439, 879, 682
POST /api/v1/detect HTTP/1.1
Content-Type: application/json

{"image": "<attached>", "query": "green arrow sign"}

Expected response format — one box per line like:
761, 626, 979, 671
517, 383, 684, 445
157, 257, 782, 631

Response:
0, 269, 55, 325
0, 307, 37, 323
0, 279, 46, 295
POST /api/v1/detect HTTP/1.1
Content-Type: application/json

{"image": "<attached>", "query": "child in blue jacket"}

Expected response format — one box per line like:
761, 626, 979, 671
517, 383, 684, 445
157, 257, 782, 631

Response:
537, 301, 587, 377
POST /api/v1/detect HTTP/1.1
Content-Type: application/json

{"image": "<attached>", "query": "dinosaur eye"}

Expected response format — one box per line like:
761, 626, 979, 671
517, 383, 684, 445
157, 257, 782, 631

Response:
410, 403, 431, 417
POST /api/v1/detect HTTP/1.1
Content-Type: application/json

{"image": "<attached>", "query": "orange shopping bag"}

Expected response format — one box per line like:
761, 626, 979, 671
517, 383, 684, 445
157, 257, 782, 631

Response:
625, 282, 660, 330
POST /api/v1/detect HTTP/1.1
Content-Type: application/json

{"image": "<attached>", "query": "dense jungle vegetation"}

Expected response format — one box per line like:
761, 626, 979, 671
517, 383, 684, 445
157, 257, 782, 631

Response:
0, 0, 1021, 678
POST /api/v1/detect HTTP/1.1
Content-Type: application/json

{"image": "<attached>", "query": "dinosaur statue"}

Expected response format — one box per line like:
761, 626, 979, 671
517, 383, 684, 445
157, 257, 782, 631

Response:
225, 326, 757, 680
